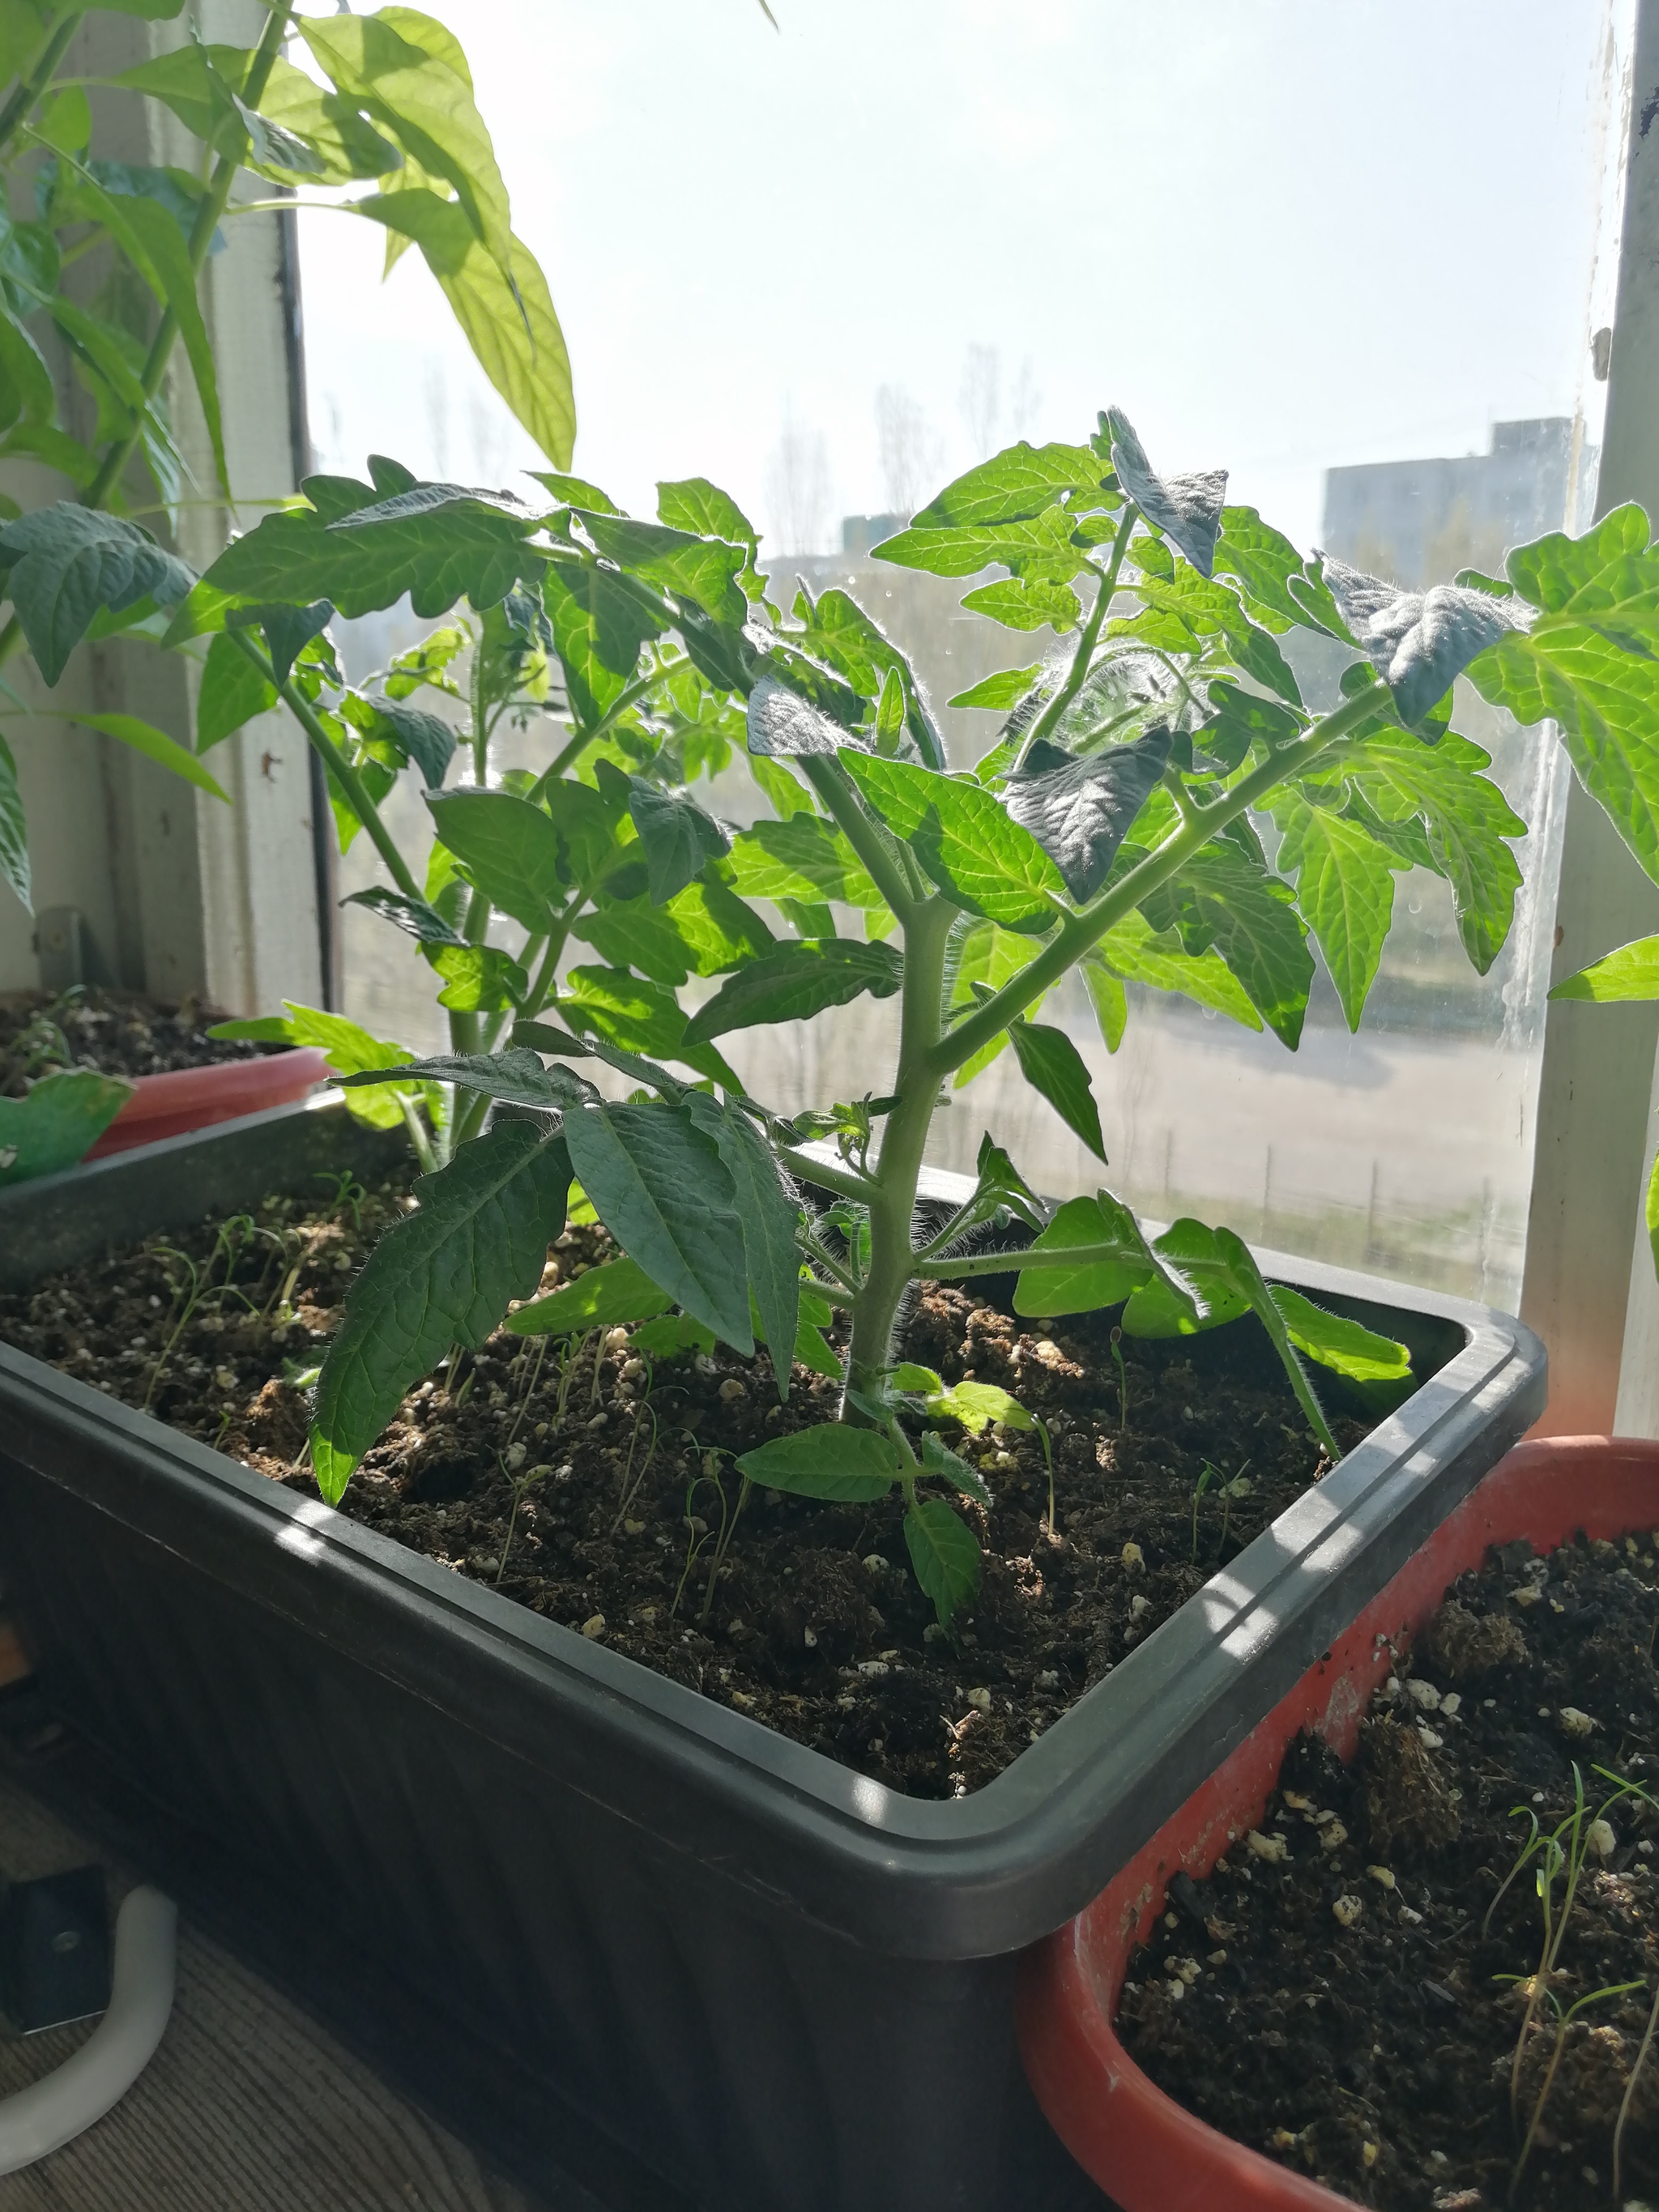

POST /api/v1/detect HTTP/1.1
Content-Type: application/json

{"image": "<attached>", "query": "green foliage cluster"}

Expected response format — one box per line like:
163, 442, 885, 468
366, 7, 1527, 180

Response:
21, 383, 1659, 1625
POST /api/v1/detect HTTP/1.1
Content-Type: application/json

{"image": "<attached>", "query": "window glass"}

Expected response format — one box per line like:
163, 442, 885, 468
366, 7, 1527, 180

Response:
303, 0, 1631, 1307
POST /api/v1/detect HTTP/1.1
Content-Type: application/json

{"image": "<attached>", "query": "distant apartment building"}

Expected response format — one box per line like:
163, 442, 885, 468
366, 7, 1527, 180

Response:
1320, 417, 1592, 589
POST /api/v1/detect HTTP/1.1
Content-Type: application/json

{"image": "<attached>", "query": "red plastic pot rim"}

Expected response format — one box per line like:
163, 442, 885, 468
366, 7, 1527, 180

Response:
86, 1048, 330, 1159
1016, 1435, 1659, 2212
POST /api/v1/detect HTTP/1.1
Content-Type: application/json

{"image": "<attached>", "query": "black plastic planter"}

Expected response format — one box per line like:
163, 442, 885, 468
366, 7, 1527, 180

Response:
0, 1098, 1546, 2212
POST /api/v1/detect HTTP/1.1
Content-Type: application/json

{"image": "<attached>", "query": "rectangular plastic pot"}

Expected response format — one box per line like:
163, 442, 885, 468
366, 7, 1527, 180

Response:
0, 1098, 1546, 2212
1015, 1435, 1659, 2212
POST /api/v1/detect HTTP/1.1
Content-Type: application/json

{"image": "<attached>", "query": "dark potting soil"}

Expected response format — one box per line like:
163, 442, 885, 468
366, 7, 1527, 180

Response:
1119, 1540, 1659, 2210
0, 987, 270, 1095
0, 1169, 1375, 1799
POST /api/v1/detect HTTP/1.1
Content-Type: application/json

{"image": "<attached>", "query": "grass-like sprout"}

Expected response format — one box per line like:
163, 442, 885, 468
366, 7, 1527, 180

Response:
143, 1216, 262, 1412
699, 1458, 751, 1628
1110, 1325, 1128, 1434
1191, 1460, 1217, 1563
1190, 1457, 1251, 1563
1614, 1969, 1659, 2202
1033, 1413, 1056, 1541
1508, 1976, 1647, 2199
314, 1166, 368, 1234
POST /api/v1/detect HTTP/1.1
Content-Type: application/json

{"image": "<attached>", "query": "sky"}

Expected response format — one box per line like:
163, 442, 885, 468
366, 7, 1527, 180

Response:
293, 0, 1622, 564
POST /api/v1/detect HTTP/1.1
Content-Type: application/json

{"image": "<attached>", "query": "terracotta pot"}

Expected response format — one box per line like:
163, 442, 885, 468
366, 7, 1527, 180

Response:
1015, 1434, 1659, 2212
85, 1048, 331, 1158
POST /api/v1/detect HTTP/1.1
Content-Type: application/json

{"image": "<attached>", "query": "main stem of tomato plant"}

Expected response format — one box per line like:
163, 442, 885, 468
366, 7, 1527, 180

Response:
836, 676, 1392, 1407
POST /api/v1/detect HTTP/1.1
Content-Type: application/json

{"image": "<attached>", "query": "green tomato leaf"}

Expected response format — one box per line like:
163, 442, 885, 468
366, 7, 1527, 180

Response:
1090, 911, 1262, 1029
542, 562, 661, 726
920, 1430, 992, 1509
623, 774, 729, 905
873, 504, 1085, 583
558, 965, 739, 1088
632, 1312, 717, 1359
1012, 1191, 1173, 1319
342, 885, 467, 947
726, 814, 885, 908
736, 1421, 900, 1502
1211, 506, 1337, 636
841, 752, 1067, 927
1550, 932, 1659, 1002
561, 1097, 752, 1353
1269, 1286, 1410, 1384
0, 1068, 131, 1184
210, 1001, 424, 1132
507, 1254, 672, 1337
684, 1093, 800, 1400
310, 1123, 572, 1499
429, 944, 528, 1012
958, 578, 1080, 635
0, 505, 192, 684
923, 1377, 1033, 1436
1003, 731, 1171, 902
196, 628, 275, 749
746, 675, 871, 759
681, 938, 902, 1044
350, 690, 455, 788
427, 787, 566, 931
949, 663, 1044, 710
1009, 1016, 1107, 1160
225, 598, 332, 688
791, 588, 945, 769
1272, 797, 1396, 1030
655, 475, 757, 549
1321, 555, 1525, 728
1141, 841, 1312, 1047
910, 441, 1111, 529
903, 1497, 982, 1628
1120, 1217, 1251, 1338
338, 1045, 591, 1112
1106, 407, 1226, 578
578, 510, 747, 627
1081, 953, 1127, 1054
1211, 1227, 1338, 1459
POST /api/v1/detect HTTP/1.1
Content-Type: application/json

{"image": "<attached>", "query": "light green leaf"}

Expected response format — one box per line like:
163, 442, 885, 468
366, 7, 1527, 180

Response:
682, 938, 902, 1043
1211, 506, 1335, 636
559, 965, 739, 1088
0, 1068, 131, 1184
726, 814, 885, 908
254, 52, 405, 181
735, 1421, 899, 1501
960, 578, 1081, 635
1141, 841, 1312, 1047
873, 505, 1085, 583
339, 1046, 582, 1112
632, 1312, 717, 1359
923, 1377, 1034, 1436
352, 192, 574, 469
507, 1255, 672, 1337
1211, 1228, 1338, 1459
684, 1093, 800, 1400
210, 1001, 420, 1132
1273, 798, 1395, 1030
656, 475, 758, 552
1090, 912, 1262, 1029
70, 712, 228, 802
949, 663, 1043, 709
0, 731, 28, 911
0, 310, 53, 433
623, 775, 729, 905
910, 442, 1111, 530
578, 511, 748, 627
1009, 1017, 1106, 1159
1081, 954, 1127, 1054
560, 1098, 753, 1351
903, 1497, 982, 1627
87, 178, 227, 494
1120, 1218, 1251, 1339
429, 944, 527, 1012
1550, 932, 1659, 1003
542, 563, 659, 726
841, 752, 1067, 927
1269, 1287, 1410, 1384
310, 1123, 572, 1499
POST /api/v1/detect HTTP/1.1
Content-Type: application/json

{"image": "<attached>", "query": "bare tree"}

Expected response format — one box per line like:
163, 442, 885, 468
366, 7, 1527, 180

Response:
423, 357, 450, 480
1009, 356, 1041, 442
875, 382, 940, 518
763, 406, 832, 556
467, 389, 513, 488
960, 343, 1001, 458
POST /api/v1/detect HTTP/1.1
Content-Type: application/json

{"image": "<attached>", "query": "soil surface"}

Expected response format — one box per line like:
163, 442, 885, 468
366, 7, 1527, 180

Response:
1120, 1540, 1659, 2210
0, 988, 267, 1095
0, 1168, 1376, 1799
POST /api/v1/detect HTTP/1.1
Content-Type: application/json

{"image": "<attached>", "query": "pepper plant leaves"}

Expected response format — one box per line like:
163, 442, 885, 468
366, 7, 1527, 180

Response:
1549, 933, 1659, 1002
1105, 407, 1226, 578
507, 1255, 672, 1337
560, 1098, 753, 1352
0, 505, 192, 683
1009, 1017, 1107, 1160
1320, 555, 1525, 729
682, 938, 903, 1042
909, 441, 1112, 529
1271, 797, 1396, 1029
683, 1093, 801, 1399
1004, 730, 1171, 901
904, 1497, 981, 1627
736, 1423, 899, 1501
353, 191, 574, 469
841, 753, 1068, 927
310, 1122, 573, 1501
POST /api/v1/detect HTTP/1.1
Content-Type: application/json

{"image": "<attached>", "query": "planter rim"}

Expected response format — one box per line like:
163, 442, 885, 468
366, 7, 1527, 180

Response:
0, 1098, 1547, 1958
86, 1046, 329, 1159
1015, 1434, 1659, 2212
